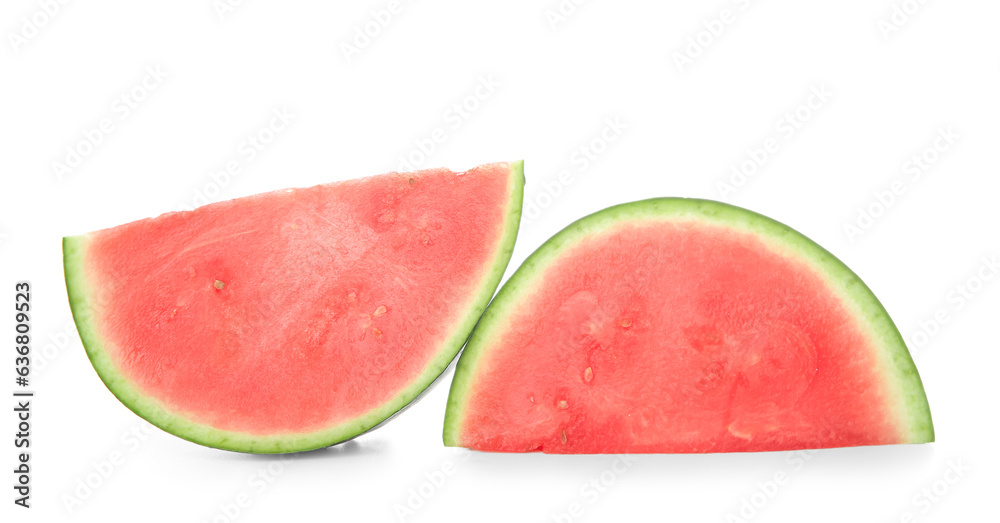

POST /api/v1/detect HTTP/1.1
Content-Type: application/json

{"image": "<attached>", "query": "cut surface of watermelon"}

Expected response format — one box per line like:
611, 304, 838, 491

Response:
65, 161, 523, 453
444, 198, 933, 453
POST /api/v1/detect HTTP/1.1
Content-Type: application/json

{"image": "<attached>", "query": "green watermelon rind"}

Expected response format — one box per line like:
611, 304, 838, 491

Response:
64, 161, 524, 454
443, 197, 934, 448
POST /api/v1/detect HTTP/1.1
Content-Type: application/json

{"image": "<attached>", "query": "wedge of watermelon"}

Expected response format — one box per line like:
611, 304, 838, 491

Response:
65, 161, 523, 453
444, 198, 933, 453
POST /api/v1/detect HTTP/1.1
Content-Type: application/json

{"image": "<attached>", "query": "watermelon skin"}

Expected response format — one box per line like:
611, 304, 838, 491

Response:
65, 161, 523, 453
444, 198, 933, 453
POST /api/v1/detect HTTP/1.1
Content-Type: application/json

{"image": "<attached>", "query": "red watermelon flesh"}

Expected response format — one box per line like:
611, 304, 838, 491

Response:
443, 198, 933, 453
65, 161, 523, 453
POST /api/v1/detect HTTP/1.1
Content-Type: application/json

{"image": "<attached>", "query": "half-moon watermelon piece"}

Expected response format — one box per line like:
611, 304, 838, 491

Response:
64, 161, 523, 453
444, 198, 933, 453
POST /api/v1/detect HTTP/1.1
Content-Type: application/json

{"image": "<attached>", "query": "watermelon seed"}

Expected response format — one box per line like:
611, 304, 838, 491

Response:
372, 328, 383, 339
560, 430, 567, 444
214, 280, 226, 290
373, 305, 387, 316
617, 318, 632, 329
558, 400, 569, 410
584, 367, 594, 383
408, 178, 416, 185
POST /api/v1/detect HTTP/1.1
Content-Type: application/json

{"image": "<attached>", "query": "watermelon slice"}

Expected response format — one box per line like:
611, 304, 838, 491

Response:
64, 161, 524, 453
444, 198, 933, 453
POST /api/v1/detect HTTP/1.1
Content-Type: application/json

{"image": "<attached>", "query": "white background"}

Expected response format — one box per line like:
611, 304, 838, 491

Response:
1, 1, 998, 522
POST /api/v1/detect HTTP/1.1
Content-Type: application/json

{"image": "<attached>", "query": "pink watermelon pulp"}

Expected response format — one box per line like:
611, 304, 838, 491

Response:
444, 198, 933, 453
64, 161, 523, 453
